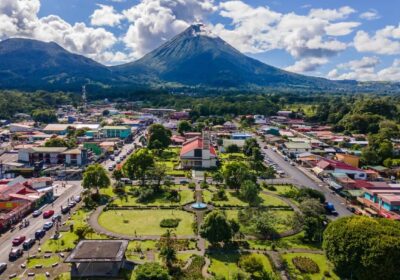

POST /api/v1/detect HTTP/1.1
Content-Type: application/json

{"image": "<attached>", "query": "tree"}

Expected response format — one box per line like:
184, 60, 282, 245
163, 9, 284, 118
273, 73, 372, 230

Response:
223, 162, 255, 191
147, 163, 167, 191
200, 211, 233, 245
253, 211, 278, 239
82, 164, 110, 195
239, 254, 267, 279
44, 137, 70, 148
177, 121, 192, 135
112, 169, 123, 181
240, 180, 260, 206
32, 109, 57, 123
243, 138, 259, 156
159, 230, 177, 269
124, 148, 155, 186
212, 172, 224, 187
292, 199, 326, 242
135, 262, 170, 280
148, 124, 171, 151
323, 216, 400, 280
226, 144, 240, 153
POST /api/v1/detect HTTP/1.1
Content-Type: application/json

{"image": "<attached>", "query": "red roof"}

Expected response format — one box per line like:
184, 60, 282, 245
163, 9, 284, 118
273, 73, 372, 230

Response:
180, 137, 216, 157
317, 158, 362, 172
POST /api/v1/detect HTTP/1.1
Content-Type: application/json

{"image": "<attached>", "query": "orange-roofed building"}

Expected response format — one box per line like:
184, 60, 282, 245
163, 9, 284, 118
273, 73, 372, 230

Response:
180, 132, 217, 169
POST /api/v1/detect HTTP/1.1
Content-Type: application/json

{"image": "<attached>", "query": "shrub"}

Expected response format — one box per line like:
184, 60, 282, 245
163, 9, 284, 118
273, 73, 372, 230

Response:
292, 256, 320, 274
324, 270, 331, 277
188, 182, 196, 190
137, 188, 155, 202
160, 218, 181, 228
266, 185, 277, 191
211, 189, 228, 201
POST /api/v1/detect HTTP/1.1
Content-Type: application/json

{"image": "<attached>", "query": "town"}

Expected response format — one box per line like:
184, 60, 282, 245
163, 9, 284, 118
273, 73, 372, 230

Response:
0, 90, 398, 280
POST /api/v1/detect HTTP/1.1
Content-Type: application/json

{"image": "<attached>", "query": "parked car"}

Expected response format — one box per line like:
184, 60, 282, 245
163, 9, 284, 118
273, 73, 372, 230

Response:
12, 236, 26, 246
0, 263, 7, 274
120, 178, 132, 185
61, 206, 70, 214
43, 221, 54, 230
324, 202, 338, 216
108, 166, 114, 171
52, 214, 62, 222
32, 210, 42, 217
9, 248, 23, 261
110, 155, 115, 161
68, 200, 76, 208
180, 180, 189, 185
43, 210, 54, 219
35, 229, 46, 239
22, 238, 35, 250
74, 195, 81, 202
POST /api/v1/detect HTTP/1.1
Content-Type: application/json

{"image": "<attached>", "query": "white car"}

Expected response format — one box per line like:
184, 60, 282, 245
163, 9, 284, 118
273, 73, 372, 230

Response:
43, 221, 54, 230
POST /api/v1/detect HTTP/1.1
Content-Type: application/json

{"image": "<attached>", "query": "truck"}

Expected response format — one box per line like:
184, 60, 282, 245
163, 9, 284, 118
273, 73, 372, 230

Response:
324, 202, 338, 216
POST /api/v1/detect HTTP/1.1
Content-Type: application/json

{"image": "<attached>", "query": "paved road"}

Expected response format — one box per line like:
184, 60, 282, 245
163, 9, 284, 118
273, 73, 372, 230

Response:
262, 145, 351, 217
0, 181, 82, 264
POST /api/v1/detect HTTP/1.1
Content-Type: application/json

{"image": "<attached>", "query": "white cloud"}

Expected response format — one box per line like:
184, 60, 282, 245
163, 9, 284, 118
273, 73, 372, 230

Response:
328, 56, 400, 81
325, 22, 361, 36
285, 57, 328, 73
309, 6, 356, 21
354, 25, 400, 55
360, 9, 380, 20
90, 4, 123, 27
0, 0, 120, 64
215, 2, 358, 72
122, 0, 216, 58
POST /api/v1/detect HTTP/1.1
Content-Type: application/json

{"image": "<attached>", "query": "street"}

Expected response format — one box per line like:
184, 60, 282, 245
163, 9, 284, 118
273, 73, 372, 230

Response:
0, 181, 82, 264
261, 145, 352, 217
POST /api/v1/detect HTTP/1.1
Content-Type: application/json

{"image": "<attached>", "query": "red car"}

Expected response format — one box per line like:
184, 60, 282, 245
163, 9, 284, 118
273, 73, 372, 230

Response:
43, 210, 54, 219
12, 236, 26, 246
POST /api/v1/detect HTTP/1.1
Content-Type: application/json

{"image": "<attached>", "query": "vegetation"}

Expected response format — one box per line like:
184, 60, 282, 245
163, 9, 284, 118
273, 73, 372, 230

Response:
135, 262, 170, 280
292, 256, 320, 274
323, 216, 400, 280
82, 164, 110, 195
200, 211, 238, 245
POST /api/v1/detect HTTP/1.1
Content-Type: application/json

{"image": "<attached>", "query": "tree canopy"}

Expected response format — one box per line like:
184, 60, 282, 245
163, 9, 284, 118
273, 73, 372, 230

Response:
135, 262, 170, 280
148, 124, 172, 151
82, 164, 110, 194
200, 211, 235, 245
323, 216, 400, 280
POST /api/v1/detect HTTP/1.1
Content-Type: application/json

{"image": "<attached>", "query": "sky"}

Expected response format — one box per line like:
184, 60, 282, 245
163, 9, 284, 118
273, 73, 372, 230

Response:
1, 0, 400, 81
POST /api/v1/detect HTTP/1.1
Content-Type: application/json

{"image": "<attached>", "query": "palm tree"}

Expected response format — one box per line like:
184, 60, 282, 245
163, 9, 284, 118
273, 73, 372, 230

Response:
159, 229, 177, 269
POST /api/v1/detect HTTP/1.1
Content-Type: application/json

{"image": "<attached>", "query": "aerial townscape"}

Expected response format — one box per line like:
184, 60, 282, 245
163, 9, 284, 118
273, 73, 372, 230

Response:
1, 1, 400, 280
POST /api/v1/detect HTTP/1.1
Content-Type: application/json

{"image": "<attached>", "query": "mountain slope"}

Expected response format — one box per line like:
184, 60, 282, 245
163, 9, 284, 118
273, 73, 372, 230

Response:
114, 24, 338, 89
0, 38, 112, 90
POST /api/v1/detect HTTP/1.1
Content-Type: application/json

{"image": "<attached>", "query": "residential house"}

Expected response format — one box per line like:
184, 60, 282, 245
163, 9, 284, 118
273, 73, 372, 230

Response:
335, 153, 360, 168
313, 158, 367, 180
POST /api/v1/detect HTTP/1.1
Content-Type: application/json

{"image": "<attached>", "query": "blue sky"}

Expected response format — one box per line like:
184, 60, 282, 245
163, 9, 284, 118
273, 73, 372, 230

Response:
1, 0, 400, 81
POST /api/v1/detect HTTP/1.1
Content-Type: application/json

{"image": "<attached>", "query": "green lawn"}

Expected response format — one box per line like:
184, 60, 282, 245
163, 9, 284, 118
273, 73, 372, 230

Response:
98, 209, 195, 236
264, 185, 297, 195
204, 189, 289, 208
225, 209, 294, 234
248, 231, 322, 250
112, 189, 194, 206
27, 256, 60, 268
208, 252, 275, 279
282, 253, 339, 280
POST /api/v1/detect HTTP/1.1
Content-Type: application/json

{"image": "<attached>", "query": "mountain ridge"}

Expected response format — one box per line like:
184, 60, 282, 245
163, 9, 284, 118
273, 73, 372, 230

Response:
0, 26, 398, 93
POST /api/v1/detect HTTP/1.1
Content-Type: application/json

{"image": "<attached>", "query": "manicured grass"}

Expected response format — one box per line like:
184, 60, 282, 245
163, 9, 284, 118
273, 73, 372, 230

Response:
98, 209, 195, 236
282, 253, 339, 280
128, 240, 158, 252
247, 232, 322, 250
27, 256, 60, 268
112, 189, 194, 206
208, 252, 275, 279
204, 189, 289, 208
225, 209, 294, 234
177, 252, 196, 262
259, 192, 289, 207
265, 185, 297, 195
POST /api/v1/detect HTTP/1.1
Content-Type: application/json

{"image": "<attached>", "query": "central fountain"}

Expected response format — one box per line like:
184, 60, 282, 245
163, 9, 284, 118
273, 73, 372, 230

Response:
191, 202, 208, 210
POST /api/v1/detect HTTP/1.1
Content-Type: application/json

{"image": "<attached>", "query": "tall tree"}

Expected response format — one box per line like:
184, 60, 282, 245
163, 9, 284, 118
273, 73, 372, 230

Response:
159, 229, 177, 269
200, 211, 233, 245
240, 180, 260, 206
324, 216, 400, 280
82, 164, 110, 194
177, 120, 192, 135
124, 148, 155, 186
223, 162, 255, 191
148, 124, 172, 151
